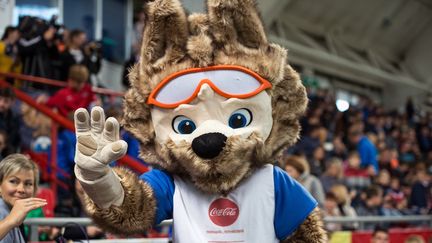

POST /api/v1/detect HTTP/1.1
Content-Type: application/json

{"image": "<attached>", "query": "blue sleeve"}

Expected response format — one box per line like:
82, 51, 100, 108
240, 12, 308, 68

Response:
123, 131, 147, 165
357, 139, 369, 166
66, 131, 76, 167
358, 138, 379, 172
273, 166, 318, 240
123, 132, 140, 158
140, 169, 174, 224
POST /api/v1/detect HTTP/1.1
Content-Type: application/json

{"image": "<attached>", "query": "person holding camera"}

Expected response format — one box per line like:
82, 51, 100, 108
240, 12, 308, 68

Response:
17, 16, 60, 84
59, 29, 101, 85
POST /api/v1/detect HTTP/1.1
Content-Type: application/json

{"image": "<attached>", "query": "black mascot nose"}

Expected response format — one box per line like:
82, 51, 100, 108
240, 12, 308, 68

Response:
192, 133, 227, 159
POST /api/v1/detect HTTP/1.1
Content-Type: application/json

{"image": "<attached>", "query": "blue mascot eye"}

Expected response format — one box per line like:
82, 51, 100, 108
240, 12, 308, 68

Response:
228, 108, 252, 129
172, 116, 196, 134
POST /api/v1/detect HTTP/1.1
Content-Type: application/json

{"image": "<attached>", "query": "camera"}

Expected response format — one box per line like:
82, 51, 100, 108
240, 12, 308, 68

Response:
18, 15, 64, 41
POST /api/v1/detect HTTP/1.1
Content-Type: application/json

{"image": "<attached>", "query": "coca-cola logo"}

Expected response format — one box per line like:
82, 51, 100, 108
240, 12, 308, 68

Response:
208, 198, 239, 227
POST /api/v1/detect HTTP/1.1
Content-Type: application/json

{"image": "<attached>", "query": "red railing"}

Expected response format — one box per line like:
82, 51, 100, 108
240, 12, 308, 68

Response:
0, 77, 149, 197
0, 72, 124, 97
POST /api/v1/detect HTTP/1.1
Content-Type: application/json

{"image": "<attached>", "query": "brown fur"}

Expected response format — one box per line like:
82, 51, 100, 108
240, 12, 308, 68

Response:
160, 133, 265, 194
119, 0, 324, 241
124, 0, 306, 191
283, 208, 328, 243
83, 167, 156, 234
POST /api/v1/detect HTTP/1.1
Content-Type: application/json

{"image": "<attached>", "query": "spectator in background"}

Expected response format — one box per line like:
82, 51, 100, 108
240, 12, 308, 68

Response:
409, 169, 431, 214
406, 97, 415, 124
283, 155, 325, 206
59, 29, 101, 84
378, 148, 399, 174
404, 235, 425, 243
59, 29, 87, 80
348, 122, 379, 175
292, 125, 321, 158
417, 126, 431, 155
53, 113, 76, 212
329, 184, 358, 230
320, 157, 344, 193
0, 154, 47, 242
0, 87, 21, 153
376, 169, 391, 194
55, 26, 69, 53
0, 130, 10, 160
386, 176, 413, 215
370, 226, 389, 243
18, 16, 59, 81
399, 141, 418, 165
328, 135, 348, 160
37, 65, 97, 117
356, 185, 384, 222
309, 145, 325, 177
344, 151, 371, 192
0, 26, 21, 84
105, 106, 147, 166
323, 192, 341, 232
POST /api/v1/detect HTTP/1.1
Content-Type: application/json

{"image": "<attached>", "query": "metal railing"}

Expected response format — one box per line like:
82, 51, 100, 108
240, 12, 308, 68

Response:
25, 216, 432, 242
25, 218, 173, 242
0, 79, 149, 174
324, 215, 432, 230
0, 72, 124, 97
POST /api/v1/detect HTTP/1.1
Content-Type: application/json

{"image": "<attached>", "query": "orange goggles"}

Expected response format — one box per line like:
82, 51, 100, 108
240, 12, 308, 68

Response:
147, 65, 272, 109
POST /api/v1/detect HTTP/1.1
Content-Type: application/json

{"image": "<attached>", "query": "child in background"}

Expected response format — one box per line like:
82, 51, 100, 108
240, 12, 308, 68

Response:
323, 192, 341, 232
37, 64, 97, 117
329, 184, 358, 230
344, 151, 372, 191
409, 169, 431, 214
0, 154, 47, 242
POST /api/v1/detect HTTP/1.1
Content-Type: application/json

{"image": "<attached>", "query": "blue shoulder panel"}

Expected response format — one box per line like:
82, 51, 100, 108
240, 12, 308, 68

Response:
140, 169, 175, 224
273, 166, 318, 240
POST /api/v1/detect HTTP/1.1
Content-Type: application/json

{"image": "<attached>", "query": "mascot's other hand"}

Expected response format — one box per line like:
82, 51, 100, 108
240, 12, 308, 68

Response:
74, 106, 128, 181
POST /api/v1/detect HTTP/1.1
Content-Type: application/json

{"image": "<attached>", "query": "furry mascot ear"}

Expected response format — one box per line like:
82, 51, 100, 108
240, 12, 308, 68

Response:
207, 0, 267, 49
206, 0, 287, 86
139, 0, 188, 73
123, 0, 191, 170
207, 0, 309, 163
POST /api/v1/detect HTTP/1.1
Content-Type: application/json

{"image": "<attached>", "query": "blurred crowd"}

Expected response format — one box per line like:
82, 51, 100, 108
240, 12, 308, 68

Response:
0, 15, 102, 88
0, 13, 431, 241
280, 88, 432, 232
0, 15, 149, 240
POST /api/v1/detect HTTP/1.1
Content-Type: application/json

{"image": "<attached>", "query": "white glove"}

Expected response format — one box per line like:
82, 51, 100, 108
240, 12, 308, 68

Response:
74, 106, 128, 208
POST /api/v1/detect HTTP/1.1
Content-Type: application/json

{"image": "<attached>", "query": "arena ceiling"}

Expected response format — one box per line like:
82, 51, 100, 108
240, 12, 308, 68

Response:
179, 0, 432, 91
260, 0, 431, 60
257, 0, 432, 89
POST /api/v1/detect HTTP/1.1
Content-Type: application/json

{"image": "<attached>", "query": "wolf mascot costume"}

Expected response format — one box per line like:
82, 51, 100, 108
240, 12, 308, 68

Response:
73, 0, 327, 242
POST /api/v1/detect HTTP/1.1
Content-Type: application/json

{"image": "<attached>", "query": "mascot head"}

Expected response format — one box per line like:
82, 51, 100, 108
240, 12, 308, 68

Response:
123, 0, 308, 194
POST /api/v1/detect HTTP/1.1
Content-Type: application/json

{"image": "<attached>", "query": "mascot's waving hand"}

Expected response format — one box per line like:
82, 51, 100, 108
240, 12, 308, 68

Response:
74, 0, 327, 242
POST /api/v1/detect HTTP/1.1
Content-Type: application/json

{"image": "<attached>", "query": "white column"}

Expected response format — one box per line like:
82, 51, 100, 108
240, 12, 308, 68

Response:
125, 0, 133, 59
57, 0, 63, 23
94, 0, 103, 40
0, 0, 16, 37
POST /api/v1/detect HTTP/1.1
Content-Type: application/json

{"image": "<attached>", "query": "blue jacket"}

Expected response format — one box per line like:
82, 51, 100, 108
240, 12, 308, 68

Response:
357, 136, 378, 173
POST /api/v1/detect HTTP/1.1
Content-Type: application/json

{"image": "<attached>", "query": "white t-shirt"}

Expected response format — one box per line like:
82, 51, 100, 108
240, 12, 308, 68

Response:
141, 164, 317, 243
